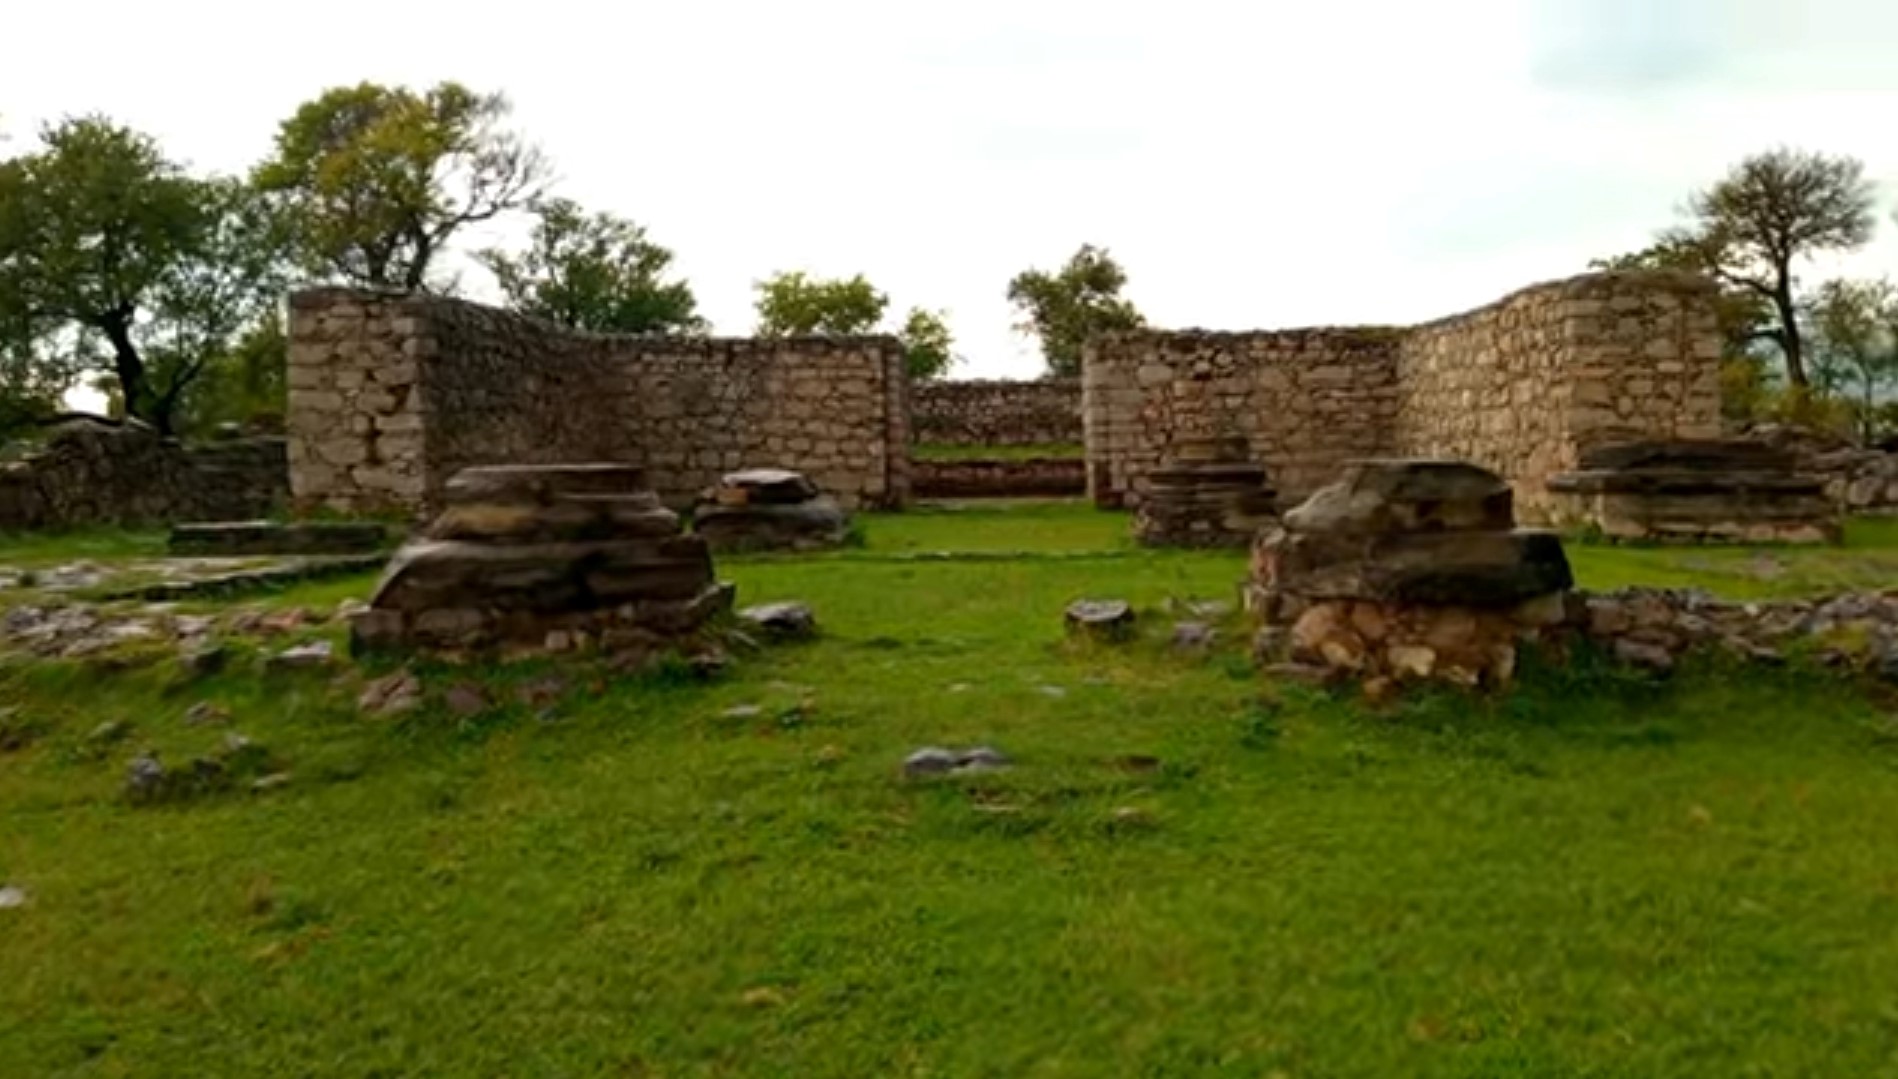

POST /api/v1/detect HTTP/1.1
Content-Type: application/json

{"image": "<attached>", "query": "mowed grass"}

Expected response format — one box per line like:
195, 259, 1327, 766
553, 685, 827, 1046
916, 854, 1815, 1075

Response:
4, 503, 1898, 1075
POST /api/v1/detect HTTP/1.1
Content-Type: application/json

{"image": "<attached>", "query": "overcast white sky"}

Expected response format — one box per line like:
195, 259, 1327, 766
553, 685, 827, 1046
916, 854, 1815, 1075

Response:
6, 0, 1898, 380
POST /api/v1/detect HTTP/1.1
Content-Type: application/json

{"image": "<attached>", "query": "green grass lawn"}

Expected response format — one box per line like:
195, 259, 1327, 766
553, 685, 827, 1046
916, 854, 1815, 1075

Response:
5, 504, 1898, 1076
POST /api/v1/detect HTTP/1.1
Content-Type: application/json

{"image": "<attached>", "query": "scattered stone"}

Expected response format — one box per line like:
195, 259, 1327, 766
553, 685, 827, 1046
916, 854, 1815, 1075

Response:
693, 469, 851, 553
739, 602, 817, 641
258, 608, 311, 636
1134, 436, 1278, 548
0, 885, 26, 910
350, 463, 733, 658
1036, 684, 1069, 699
443, 682, 490, 718
721, 704, 765, 720
1065, 599, 1134, 640
1613, 638, 1676, 673
267, 640, 334, 671
903, 747, 960, 776
250, 773, 293, 794
955, 746, 1011, 772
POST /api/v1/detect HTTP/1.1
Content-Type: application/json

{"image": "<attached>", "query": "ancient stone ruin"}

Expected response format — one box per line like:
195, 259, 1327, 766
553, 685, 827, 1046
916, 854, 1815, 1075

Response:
691, 469, 851, 553
350, 463, 732, 657
1547, 439, 1841, 545
1248, 460, 1574, 687
0, 418, 287, 531
1133, 435, 1277, 548
1084, 271, 1724, 522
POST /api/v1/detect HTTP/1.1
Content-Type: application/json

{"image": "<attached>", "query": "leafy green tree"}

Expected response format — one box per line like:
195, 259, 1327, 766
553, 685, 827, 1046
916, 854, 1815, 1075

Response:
1805, 278, 1898, 443
753, 271, 888, 335
173, 310, 290, 434
479, 198, 705, 334
898, 307, 958, 382
1006, 244, 1145, 377
0, 117, 288, 435
254, 81, 548, 293
1630, 148, 1878, 389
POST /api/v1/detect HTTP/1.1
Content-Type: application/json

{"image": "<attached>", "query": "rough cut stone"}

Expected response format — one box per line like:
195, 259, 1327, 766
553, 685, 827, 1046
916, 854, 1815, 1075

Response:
351, 463, 733, 657
1249, 459, 1573, 691
692, 469, 851, 553
1548, 438, 1841, 545
739, 602, 817, 640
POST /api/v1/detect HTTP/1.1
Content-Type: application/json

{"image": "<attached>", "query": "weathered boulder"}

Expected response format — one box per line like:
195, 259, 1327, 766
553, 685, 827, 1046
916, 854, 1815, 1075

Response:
1548, 438, 1841, 545
693, 469, 850, 553
351, 464, 733, 656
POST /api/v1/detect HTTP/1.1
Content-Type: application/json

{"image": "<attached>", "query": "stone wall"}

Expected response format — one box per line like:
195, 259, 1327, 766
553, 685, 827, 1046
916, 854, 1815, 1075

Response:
0, 419, 288, 531
1083, 271, 1722, 519
1083, 328, 1404, 508
288, 288, 912, 516
912, 457, 1087, 499
912, 379, 1082, 446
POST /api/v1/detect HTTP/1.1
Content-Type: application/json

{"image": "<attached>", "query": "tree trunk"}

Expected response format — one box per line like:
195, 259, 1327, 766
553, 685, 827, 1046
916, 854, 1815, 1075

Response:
1771, 261, 1807, 389
96, 308, 171, 435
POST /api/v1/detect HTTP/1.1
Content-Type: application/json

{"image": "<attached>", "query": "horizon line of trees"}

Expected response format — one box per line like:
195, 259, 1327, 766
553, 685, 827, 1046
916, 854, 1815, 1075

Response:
0, 82, 1146, 441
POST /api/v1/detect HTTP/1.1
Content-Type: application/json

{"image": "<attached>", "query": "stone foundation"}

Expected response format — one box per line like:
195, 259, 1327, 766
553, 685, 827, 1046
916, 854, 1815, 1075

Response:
1249, 459, 1574, 688
1547, 439, 1840, 545
350, 464, 732, 658
912, 379, 1081, 446
0, 419, 288, 532
911, 457, 1086, 499
1133, 436, 1277, 548
691, 469, 851, 553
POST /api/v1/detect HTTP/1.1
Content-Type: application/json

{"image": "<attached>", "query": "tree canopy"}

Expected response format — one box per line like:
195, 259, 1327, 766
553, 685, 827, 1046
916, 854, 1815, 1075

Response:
0, 116, 288, 435
753, 271, 888, 336
480, 198, 705, 335
897, 307, 957, 382
1006, 244, 1145, 377
253, 81, 548, 293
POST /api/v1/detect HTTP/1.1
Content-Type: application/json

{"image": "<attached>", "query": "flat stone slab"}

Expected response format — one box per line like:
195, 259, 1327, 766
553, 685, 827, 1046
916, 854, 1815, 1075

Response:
1066, 599, 1135, 638
695, 498, 850, 553
168, 520, 388, 557
1284, 460, 1513, 536
444, 464, 648, 505
1576, 439, 1796, 474
713, 469, 821, 506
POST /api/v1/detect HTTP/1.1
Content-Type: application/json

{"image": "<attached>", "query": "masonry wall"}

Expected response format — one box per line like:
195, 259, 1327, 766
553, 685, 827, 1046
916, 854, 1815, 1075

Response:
912, 379, 1082, 446
1396, 271, 1722, 518
288, 288, 911, 515
0, 419, 287, 531
1082, 271, 1722, 517
1083, 328, 1405, 507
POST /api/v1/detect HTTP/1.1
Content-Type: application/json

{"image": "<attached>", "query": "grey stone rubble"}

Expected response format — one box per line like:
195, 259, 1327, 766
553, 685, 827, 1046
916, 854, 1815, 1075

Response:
1547, 439, 1840, 545
1065, 599, 1134, 639
739, 602, 817, 640
903, 745, 1012, 777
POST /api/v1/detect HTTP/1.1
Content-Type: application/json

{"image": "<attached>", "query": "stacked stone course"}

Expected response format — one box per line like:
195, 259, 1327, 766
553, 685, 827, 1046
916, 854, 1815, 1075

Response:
0, 419, 288, 531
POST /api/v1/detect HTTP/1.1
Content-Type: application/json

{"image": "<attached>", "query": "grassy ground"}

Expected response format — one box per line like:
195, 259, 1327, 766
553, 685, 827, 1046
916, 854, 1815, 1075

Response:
5, 503, 1898, 1076
913, 442, 1085, 462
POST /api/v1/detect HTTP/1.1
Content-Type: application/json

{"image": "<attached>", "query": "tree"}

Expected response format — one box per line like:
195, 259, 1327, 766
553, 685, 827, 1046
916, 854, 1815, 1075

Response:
1805, 278, 1898, 443
1645, 148, 1878, 389
172, 309, 290, 435
0, 116, 288, 435
753, 271, 888, 335
479, 198, 705, 334
898, 307, 958, 381
254, 81, 549, 293
1006, 244, 1145, 377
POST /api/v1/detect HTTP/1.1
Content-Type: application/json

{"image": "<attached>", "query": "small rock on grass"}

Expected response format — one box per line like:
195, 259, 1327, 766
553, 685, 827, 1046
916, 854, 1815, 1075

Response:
903, 745, 1012, 778
267, 640, 333, 672
1065, 599, 1134, 639
185, 701, 232, 726
178, 640, 228, 678
0, 885, 26, 910
722, 704, 765, 720
739, 602, 817, 641
1171, 621, 1217, 650
250, 773, 293, 794
358, 670, 423, 717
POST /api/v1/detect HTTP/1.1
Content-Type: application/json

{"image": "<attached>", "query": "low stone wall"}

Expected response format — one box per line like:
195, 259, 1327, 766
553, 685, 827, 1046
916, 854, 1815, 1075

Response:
912, 379, 1082, 446
912, 457, 1087, 499
0, 419, 288, 532
288, 288, 912, 517
1084, 271, 1723, 519
1743, 425, 1898, 515
1575, 587, 1898, 675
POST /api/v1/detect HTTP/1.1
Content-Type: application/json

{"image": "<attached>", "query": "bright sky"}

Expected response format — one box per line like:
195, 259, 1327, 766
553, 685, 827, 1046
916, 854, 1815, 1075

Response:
6, 0, 1898, 382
